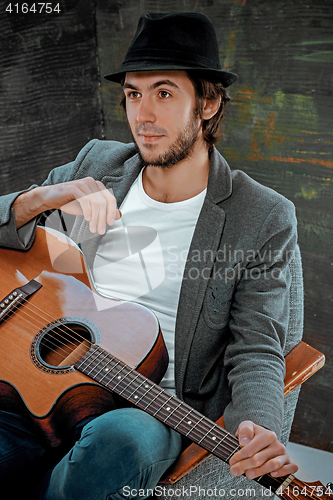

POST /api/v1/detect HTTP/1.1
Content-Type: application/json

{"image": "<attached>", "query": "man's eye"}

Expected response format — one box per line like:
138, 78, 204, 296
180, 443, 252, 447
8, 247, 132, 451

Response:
159, 90, 171, 99
128, 91, 140, 99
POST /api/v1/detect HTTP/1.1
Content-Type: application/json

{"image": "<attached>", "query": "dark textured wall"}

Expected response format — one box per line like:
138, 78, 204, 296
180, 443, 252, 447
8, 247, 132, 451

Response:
0, 0, 103, 192
1, 0, 332, 452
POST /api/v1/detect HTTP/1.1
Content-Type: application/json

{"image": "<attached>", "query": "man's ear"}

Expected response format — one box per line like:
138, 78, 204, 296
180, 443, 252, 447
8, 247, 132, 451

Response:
202, 96, 221, 120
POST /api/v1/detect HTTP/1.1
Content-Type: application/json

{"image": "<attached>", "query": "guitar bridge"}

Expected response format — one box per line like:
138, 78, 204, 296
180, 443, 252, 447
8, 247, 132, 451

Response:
0, 279, 42, 324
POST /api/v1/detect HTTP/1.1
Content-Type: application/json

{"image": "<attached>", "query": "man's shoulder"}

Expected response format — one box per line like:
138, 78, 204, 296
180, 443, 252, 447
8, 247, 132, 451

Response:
229, 168, 295, 216
209, 148, 294, 216
74, 139, 139, 179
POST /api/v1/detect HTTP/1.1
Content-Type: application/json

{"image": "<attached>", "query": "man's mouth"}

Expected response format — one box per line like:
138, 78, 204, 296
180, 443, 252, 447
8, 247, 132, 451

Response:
138, 133, 164, 144
136, 124, 167, 143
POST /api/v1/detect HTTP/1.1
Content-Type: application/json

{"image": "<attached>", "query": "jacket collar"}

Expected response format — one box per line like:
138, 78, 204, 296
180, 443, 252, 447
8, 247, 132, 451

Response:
206, 146, 232, 205
101, 151, 143, 207
102, 145, 233, 208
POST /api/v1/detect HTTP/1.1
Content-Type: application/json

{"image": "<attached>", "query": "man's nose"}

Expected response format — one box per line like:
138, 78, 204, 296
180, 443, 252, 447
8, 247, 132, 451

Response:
137, 96, 155, 123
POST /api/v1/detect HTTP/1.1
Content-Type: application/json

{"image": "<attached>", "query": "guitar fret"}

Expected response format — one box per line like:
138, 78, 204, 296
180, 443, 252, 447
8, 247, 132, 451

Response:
118, 372, 141, 396
197, 426, 216, 445
211, 433, 228, 453
108, 365, 132, 391
135, 387, 178, 419
175, 413, 227, 453
162, 401, 183, 423
97, 358, 159, 409
185, 416, 204, 436
110, 367, 153, 400
98, 358, 122, 384
86, 353, 108, 377
113, 374, 169, 413
131, 381, 153, 404
226, 444, 241, 461
128, 379, 152, 402
152, 395, 173, 416
173, 409, 194, 430
78, 347, 105, 373
143, 388, 165, 410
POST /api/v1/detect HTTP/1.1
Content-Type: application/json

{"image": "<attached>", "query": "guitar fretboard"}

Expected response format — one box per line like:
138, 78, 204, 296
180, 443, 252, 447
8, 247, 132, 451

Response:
75, 344, 290, 494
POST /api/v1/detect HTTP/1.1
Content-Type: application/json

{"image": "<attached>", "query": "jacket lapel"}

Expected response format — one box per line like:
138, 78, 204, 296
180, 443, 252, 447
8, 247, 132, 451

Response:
100, 152, 143, 206
174, 148, 233, 397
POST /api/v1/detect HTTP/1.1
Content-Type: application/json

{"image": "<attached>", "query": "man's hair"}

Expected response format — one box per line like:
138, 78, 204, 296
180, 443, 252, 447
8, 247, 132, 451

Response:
187, 72, 231, 151
120, 72, 231, 151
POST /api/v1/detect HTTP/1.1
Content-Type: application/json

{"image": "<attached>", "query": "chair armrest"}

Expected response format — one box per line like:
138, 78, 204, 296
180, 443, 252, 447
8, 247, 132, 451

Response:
160, 340, 325, 485
283, 341, 325, 395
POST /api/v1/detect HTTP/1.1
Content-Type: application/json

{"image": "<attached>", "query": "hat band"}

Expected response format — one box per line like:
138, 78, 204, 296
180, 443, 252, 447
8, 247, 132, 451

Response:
123, 48, 221, 71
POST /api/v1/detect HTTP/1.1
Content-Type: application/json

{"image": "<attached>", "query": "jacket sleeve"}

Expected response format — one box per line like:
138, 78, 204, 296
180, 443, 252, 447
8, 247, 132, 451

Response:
0, 140, 98, 250
222, 198, 298, 439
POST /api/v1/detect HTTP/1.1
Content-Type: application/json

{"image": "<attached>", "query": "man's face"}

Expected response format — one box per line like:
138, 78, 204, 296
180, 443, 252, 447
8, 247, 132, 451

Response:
123, 71, 203, 167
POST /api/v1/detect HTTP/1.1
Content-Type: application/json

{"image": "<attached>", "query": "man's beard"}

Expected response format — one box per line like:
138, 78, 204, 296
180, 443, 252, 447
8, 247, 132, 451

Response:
135, 112, 201, 168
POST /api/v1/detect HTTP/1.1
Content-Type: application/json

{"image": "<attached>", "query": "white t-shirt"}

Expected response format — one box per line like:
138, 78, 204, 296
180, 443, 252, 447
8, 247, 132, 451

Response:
93, 169, 206, 393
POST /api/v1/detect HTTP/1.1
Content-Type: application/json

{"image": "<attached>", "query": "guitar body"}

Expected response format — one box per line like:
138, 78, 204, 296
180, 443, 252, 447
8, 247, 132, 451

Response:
0, 226, 168, 447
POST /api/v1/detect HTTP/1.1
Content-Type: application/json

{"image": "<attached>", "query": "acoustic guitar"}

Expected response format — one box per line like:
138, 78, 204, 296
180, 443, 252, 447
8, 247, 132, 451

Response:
0, 226, 331, 500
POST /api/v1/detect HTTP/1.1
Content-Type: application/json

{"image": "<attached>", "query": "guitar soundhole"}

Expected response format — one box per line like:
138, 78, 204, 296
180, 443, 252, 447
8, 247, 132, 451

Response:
31, 316, 101, 374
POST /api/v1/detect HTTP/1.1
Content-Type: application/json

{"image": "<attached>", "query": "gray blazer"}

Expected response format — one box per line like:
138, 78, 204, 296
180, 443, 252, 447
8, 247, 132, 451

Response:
0, 139, 299, 438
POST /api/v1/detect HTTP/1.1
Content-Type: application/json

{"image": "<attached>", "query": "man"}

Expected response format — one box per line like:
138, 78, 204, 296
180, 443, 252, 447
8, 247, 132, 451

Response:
0, 12, 299, 500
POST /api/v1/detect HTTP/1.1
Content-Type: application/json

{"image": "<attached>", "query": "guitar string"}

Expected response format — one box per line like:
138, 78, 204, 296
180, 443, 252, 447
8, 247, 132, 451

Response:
0, 310, 86, 364
1, 297, 96, 358
1, 298, 245, 455
1, 297, 240, 449
1, 296, 302, 491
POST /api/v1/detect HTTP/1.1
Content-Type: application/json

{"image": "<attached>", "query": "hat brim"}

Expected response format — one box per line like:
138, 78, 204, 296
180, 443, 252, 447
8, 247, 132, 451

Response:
104, 62, 237, 88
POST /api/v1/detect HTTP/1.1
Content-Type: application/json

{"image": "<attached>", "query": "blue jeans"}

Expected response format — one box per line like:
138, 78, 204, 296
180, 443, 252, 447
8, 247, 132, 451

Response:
0, 408, 183, 499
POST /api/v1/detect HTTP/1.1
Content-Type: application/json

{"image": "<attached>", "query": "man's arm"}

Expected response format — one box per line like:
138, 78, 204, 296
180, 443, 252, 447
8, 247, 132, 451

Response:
0, 139, 128, 250
13, 178, 120, 234
12, 187, 48, 229
223, 199, 297, 434
222, 198, 299, 478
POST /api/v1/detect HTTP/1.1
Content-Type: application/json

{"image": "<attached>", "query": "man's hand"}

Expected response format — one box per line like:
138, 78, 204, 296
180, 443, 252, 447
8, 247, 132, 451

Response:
14, 177, 121, 234
229, 421, 298, 479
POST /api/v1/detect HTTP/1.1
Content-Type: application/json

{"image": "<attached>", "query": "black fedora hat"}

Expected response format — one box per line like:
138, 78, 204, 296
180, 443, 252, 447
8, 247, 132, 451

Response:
104, 13, 237, 87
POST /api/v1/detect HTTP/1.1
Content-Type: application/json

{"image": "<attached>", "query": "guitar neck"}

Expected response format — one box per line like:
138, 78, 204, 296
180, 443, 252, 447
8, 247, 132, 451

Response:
75, 344, 292, 495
